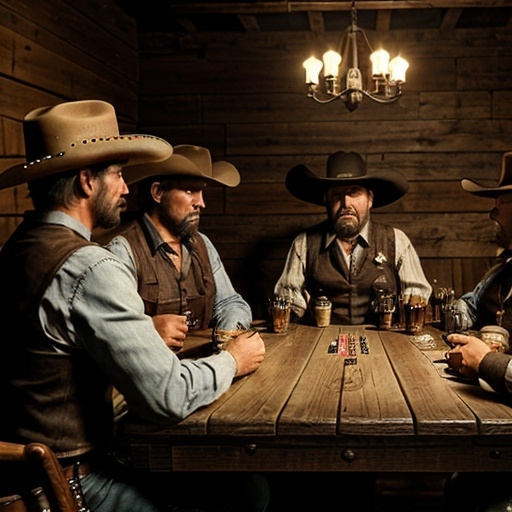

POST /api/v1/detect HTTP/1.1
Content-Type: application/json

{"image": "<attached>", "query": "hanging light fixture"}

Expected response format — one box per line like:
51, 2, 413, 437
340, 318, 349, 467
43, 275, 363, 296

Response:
303, 1, 409, 112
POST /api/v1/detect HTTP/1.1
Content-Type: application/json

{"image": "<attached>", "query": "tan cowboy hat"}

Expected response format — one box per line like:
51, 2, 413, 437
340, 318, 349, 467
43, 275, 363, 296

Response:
0, 100, 172, 190
461, 152, 512, 197
122, 144, 240, 187
286, 151, 408, 208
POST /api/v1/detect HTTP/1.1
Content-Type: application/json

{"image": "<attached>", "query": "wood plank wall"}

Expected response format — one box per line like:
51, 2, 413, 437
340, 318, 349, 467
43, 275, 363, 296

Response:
0, 1, 511, 320
136, 27, 512, 318
0, 0, 139, 243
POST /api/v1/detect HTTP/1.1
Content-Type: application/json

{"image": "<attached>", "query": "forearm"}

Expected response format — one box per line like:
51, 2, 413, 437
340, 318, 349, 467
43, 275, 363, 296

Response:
479, 352, 512, 394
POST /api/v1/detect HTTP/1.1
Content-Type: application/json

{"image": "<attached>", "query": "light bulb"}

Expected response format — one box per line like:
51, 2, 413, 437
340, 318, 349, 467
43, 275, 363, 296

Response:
303, 56, 323, 84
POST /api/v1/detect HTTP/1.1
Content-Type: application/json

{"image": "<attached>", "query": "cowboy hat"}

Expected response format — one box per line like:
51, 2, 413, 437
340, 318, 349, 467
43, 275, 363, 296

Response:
461, 152, 512, 197
122, 144, 240, 187
0, 100, 172, 190
286, 151, 408, 208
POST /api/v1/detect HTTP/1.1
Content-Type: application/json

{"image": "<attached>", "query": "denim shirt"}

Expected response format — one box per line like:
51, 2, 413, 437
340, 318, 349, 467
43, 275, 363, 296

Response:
39, 211, 237, 424
106, 219, 253, 331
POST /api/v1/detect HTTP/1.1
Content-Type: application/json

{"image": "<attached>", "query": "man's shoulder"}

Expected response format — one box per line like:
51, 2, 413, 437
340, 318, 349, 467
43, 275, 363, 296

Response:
371, 221, 407, 240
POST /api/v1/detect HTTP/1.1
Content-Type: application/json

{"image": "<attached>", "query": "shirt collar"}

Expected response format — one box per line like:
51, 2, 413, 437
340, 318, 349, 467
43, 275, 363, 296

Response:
140, 213, 173, 255
35, 210, 92, 241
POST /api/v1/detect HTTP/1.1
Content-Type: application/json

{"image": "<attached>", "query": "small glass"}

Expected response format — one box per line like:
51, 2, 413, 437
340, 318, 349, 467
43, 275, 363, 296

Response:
375, 292, 396, 330
405, 300, 427, 335
479, 325, 510, 353
212, 327, 245, 353
269, 296, 292, 334
443, 305, 463, 334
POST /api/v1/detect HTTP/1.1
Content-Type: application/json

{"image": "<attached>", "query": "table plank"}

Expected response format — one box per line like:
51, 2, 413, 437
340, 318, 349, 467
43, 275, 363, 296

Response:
420, 339, 512, 435
278, 326, 345, 435
208, 323, 320, 435
447, 380, 512, 434
339, 329, 415, 435
380, 330, 477, 435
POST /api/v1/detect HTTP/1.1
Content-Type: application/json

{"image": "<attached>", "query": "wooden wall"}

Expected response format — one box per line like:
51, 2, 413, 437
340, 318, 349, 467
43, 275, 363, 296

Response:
0, 0, 139, 243
0, 1, 511, 320
136, 26, 512, 317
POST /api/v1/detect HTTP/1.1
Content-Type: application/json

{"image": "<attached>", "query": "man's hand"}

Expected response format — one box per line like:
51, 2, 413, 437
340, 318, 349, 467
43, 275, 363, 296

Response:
152, 314, 189, 353
224, 330, 266, 377
446, 333, 491, 378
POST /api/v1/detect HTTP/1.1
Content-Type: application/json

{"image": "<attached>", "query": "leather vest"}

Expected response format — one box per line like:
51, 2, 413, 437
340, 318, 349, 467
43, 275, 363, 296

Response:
474, 257, 512, 332
305, 221, 398, 325
113, 218, 215, 329
0, 216, 113, 457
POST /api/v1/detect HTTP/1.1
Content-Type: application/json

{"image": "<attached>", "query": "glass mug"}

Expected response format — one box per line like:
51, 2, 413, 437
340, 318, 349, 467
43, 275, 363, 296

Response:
405, 301, 427, 335
269, 296, 292, 334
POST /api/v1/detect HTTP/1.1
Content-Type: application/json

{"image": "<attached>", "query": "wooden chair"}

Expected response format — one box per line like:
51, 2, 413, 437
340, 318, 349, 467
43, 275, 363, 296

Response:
0, 441, 76, 511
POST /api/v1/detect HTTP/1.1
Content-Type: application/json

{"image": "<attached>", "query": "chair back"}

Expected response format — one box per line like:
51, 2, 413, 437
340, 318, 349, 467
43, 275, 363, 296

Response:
0, 441, 76, 511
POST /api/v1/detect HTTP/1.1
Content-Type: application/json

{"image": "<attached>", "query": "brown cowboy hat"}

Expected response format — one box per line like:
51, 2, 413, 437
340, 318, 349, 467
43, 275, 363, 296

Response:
0, 100, 172, 190
286, 151, 408, 208
122, 144, 240, 187
461, 152, 512, 197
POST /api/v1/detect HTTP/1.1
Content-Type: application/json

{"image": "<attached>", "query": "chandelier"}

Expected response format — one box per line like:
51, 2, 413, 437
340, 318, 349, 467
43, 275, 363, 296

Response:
302, 1, 409, 112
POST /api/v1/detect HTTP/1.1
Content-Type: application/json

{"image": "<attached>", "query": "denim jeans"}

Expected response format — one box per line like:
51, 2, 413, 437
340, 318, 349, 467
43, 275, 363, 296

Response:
79, 463, 270, 512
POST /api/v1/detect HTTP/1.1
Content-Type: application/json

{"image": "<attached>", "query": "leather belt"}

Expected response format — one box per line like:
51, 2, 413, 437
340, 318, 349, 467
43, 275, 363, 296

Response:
59, 452, 99, 480
61, 461, 94, 480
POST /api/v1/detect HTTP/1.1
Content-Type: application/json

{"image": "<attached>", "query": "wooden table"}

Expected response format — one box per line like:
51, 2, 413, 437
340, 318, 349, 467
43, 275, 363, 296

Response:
122, 323, 512, 473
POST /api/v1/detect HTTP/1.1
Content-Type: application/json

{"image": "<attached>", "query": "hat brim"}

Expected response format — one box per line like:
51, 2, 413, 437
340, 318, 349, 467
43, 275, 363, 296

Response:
286, 164, 408, 208
0, 135, 172, 190
123, 154, 240, 187
461, 178, 512, 198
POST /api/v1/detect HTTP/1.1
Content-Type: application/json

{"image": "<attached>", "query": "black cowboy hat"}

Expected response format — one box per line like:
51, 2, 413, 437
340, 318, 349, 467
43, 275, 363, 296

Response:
461, 152, 512, 197
286, 151, 408, 209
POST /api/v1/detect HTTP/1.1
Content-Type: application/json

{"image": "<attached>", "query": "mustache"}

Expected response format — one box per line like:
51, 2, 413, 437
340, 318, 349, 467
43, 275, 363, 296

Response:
336, 208, 358, 219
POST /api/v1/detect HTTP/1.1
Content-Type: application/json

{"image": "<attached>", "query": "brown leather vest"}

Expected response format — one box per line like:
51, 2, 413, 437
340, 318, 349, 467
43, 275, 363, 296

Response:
305, 221, 398, 325
474, 257, 512, 332
0, 216, 113, 457
112, 218, 215, 329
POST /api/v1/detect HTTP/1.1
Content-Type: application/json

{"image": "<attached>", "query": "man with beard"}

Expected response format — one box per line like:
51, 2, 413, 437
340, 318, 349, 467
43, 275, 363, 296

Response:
0, 101, 267, 512
274, 150, 431, 325
441, 151, 512, 512
99, 145, 253, 352
449, 151, 512, 334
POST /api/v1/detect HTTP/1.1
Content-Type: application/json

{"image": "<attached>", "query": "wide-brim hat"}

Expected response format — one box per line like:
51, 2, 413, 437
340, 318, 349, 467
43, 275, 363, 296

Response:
122, 144, 240, 187
461, 152, 512, 197
0, 100, 172, 190
286, 151, 408, 208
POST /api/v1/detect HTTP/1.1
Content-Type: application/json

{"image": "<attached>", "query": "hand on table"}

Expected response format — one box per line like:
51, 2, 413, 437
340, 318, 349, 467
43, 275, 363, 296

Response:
446, 333, 491, 379
225, 330, 266, 377
152, 313, 189, 353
